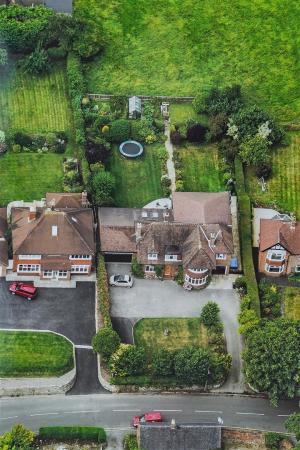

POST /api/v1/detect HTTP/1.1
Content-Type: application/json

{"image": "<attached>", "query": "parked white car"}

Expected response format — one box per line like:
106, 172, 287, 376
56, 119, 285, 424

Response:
109, 274, 133, 288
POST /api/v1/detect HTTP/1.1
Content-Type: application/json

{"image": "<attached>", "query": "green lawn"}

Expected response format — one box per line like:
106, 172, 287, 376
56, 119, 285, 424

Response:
283, 287, 300, 320
0, 153, 64, 206
0, 331, 74, 377
134, 318, 209, 359
83, 0, 300, 122
0, 60, 73, 133
245, 133, 300, 218
178, 143, 222, 192
109, 144, 164, 207
169, 104, 198, 125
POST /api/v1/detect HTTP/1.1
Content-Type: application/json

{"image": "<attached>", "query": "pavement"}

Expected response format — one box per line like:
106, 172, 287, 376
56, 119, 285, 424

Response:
0, 393, 298, 435
108, 264, 244, 393
0, 280, 103, 395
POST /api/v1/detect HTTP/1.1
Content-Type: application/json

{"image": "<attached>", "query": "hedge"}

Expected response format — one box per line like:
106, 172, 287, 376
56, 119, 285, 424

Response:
39, 426, 106, 443
234, 158, 260, 316
97, 254, 112, 327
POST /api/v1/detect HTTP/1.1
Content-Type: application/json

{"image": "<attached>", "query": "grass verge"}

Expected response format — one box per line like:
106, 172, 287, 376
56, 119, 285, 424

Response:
0, 330, 74, 377
283, 287, 300, 320
109, 144, 164, 207
0, 153, 64, 206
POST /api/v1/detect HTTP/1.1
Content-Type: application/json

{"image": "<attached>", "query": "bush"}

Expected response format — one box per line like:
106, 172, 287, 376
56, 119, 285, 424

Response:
22, 44, 50, 75
0, 4, 54, 53
161, 175, 171, 197
11, 144, 21, 154
67, 52, 86, 147
73, 0, 105, 58
92, 327, 121, 360
109, 344, 147, 377
131, 256, 144, 278
0, 424, 36, 450
259, 281, 281, 318
123, 433, 139, 450
233, 276, 247, 295
265, 432, 285, 449
97, 255, 112, 328
152, 349, 175, 376
238, 309, 260, 335
39, 426, 106, 443
47, 45, 67, 60
170, 129, 183, 145
207, 113, 228, 142
175, 265, 184, 285
109, 119, 131, 143
131, 118, 153, 143
154, 265, 163, 278
200, 302, 220, 327
194, 85, 243, 116
218, 138, 239, 164
255, 163, 272, 180
88, 170, 115, 206
186, 123, 207, 142
174, 347, 212, 386
239, 135, 270, 166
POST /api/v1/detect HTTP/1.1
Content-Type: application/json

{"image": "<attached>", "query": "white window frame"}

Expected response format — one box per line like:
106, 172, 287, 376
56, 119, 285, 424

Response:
189, 268, 208, 274
148, 253, 158, 261
295, 265, 300, 273
185, 274, 208, 286
271, 244, 284, 250
265, 264, 284, 273
69, 255, 92, 260
19, 255, 41, 260
267, 250, 285, 261
17, 264, 40, 273
43, 270, 53, 278
165, 254, 181, 262
216, 254, 226, 260
58, 270, 68, 278
145, 265, 155, 272
71, 265, 89, 273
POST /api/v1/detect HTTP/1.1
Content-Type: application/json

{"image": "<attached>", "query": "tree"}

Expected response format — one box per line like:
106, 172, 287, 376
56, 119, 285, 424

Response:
170, 129, 183, 145
109, 344, 147, 377
207, 112, 228, 142
73, 1, 105, 58
86, 136, 111, 164
152, 349, 175, 376
92, 327, 121, 360
186, 123, 207, 143
174, 347, 211, 385
285, 413, 300, 441
0, 424, 36, 450
239, 135, 270, 166
0, 48, 7, 66
0, 4, 54, 53
242, 319, 300, 405
108, 119, 131, 143
194, 85, 243, 116
200, 302, 220, 327
88, 170, 115, 206
22, 44, 50, 75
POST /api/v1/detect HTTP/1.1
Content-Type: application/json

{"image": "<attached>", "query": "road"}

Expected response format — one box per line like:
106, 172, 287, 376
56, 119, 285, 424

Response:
0, 394, 298, 434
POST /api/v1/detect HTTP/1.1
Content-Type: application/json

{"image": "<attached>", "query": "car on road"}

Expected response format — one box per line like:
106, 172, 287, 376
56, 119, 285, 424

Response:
9, 282, 38, 300
109, 274, 133, 288
132, 412, 163, 427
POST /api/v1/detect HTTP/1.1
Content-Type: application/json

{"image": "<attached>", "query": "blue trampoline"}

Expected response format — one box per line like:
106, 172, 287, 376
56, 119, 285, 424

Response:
119, 140, 143, 158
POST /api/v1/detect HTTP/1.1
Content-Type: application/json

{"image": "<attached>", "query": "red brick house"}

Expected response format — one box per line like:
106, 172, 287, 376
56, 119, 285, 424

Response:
99, 192, 236, 289
10, 193, 95, 280
259, 218, 300, 276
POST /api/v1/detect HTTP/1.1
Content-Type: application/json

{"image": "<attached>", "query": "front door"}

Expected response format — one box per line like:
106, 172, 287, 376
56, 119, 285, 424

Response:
164, 265, 175, 279
52, 270, 59, 280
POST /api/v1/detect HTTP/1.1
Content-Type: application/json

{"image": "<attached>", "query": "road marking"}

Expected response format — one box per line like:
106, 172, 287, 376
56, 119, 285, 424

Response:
113, 409, 141, 412
63, 410, 101, 414
278, 414, 289, 417
0, 416, 18, 420
75, 345, 93, 349
30, 412, 59, 417
236, 412, 264, 416
195, 410, 223, 414
154, 409, 182, 412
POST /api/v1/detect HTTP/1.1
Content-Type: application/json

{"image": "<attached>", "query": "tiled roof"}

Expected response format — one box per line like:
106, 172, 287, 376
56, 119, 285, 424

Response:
260, 219, 300, 253
46, 193, 83, 209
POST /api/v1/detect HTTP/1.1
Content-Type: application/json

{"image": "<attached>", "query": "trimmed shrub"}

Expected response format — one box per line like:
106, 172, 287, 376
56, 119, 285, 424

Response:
109, 344, 147, 377
131, 118, 153, 143
200, 302, 220, 327
186, 123, 207, 142
92, 327, 121, 360
131, 256, 144, 278
109, 119, 131, 143
39, 426, 106, 443
22, 45, 50, 75
123, 433, 139, 450
152, 349, 175, 376
0, 424, 36, 450
170, 129, 183, 145
194, 85, 243, 116
97, 255, 112, 327
265, 432, 285, 449
233, 276, 247, 295
88, 170, 115, 206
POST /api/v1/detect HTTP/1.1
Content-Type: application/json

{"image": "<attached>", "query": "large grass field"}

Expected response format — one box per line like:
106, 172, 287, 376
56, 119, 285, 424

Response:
0, 330, 74, 377
109, 144, 164, 207
283, 287, 300, 321
178, 143, 222, 192
83, 0, 300, 122
0, 153, 64, 206
134, 318, 209, 359
246, 133, 300, 218
0, 60, 72, 133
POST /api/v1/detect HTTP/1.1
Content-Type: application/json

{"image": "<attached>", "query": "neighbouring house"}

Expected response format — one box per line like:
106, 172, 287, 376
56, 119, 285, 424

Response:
10, 192, 95, 281
137, 421, 221, 450
12, 0, 73, 14
99, 192, 236, 289
0, 208, 8, 277
252, 207, 292, 247
129, 96, 142, 119
259, 217, 300, 277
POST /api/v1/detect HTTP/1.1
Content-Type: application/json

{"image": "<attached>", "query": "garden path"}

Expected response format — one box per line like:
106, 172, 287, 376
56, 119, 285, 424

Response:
164, 119, 176, 192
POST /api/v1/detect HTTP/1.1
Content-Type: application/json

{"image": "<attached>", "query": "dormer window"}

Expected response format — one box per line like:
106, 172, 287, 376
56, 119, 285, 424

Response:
165, 254, 181, 262
142, 211, 148, 218
148, 253, 158, 261
216, 253, 226, 260
267, 250, 285, 261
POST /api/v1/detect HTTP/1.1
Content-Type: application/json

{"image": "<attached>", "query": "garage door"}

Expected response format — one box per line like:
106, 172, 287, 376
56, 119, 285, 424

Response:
104, 253, 133, 263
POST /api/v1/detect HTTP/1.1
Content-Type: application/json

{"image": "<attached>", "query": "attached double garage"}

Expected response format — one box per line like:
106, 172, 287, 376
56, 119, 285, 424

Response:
103, 252, 133, 263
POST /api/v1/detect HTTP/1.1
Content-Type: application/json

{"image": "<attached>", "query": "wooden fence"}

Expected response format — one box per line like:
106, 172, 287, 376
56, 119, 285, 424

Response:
87, 93, 195, 103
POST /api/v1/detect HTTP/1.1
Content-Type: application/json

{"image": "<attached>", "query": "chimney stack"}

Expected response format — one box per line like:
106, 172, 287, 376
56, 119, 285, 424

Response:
28, 206, 37, 223
81, 191, 88, 207
136, 222, 142, 242
290, 213, 296, 231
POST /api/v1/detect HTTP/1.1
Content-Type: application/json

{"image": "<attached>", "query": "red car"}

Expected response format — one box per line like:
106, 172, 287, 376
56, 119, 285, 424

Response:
132, 412, 163, 427
9, 282, 37, 300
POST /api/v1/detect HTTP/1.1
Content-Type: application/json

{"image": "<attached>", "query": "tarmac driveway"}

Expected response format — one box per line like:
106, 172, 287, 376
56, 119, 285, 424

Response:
108, 265, 244, 393
0, 279, 105, 394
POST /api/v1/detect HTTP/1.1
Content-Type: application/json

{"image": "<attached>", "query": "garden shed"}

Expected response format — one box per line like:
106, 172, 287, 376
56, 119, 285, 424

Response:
129, 96, 142, 119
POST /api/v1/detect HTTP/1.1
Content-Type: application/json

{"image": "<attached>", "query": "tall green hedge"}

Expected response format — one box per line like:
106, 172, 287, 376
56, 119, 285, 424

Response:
39, 426, 106, 443
97, 254, 112, 327
234, 158, 260, 316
